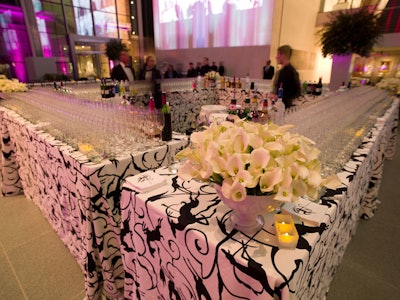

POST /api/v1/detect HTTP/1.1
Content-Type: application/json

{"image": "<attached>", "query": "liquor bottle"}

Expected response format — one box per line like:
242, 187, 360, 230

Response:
119, 80, 126, 96
226, 78, 231, 88
241, 97, 251, 120
100, 78, 106, 98
245, 73, 250, 90
197, 73, 202, 87
270, 99, 277, 123
124, 80, 131, 97
275, 98, 285, 125
314, 77, 322, 96
114, 80, 120, 96
306, 81, 312, 94
236, 78, 242, 89
228, 98, 237, 115
278, 82, 283, 100
148, 93, 156, 112
161, 93, 172, 141
260, 97, 270, 124
250, 90, 259, 122
310, 81, 316, 95
220, 76, 225, 89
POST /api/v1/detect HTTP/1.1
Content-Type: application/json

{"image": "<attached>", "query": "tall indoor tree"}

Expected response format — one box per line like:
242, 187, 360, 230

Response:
319, 6, 383, 90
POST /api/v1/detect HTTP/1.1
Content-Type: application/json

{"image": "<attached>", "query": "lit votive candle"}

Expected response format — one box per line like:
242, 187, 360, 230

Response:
274, 214, 299, 248
278, 232, 298, 248
277, 221, 292, 233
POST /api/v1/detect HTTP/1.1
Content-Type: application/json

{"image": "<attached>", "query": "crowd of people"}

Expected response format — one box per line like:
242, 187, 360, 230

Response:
111, 45, 301, 109
110, 54, 225, 83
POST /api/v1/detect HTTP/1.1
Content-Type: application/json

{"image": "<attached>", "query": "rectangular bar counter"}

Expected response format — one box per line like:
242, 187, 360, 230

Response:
119, 95, 398, 299
1, 84, 398, 299
0, 103, 188, 299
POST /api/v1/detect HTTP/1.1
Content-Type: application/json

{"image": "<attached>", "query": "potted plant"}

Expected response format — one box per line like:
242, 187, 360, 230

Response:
318, 7, 383, 90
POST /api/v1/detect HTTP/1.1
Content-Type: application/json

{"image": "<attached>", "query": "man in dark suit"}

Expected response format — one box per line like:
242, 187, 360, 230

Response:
273, 45, 301, 108
200, 57, 211, 76
263, 59, 275, 80
111, 51, 136, 82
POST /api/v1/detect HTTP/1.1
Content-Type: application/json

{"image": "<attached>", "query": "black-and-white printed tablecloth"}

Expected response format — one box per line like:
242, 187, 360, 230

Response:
0, 107, 189, 299
120, 99, 398, 299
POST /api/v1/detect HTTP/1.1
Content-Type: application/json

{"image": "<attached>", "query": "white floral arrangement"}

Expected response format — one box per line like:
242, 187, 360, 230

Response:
0, 75, 28, 92
177, 117, 340, 203
205, 71, 220, 81
375, 77, 400, 95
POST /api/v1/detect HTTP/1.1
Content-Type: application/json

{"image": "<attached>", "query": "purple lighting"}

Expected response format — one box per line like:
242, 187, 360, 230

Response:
0, 4, 29, 82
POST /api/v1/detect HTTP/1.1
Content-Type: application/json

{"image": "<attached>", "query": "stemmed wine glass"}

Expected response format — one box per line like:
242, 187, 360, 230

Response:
153, 109, 165, 145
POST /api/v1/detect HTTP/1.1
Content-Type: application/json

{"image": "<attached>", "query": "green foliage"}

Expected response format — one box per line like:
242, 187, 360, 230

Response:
319, 7, 383, 57
105, 39, 128, 61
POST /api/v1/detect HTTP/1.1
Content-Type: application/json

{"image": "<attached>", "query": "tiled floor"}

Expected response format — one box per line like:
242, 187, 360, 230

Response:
328, 131, 400, 299
1, 131, 399, 300
0, 194, 85, 300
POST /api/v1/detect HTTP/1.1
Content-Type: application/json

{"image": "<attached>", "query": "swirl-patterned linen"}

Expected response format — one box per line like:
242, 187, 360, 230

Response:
120, 100, 398, 300
0, 107, 188, 300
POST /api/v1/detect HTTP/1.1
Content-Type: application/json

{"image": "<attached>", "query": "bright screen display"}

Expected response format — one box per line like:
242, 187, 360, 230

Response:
153, 0, 274, 50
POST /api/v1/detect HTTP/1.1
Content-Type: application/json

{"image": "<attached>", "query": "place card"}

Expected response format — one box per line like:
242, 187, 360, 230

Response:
125, 170, 166, 193
274, 214, 299, 249
281, 197, 329, 226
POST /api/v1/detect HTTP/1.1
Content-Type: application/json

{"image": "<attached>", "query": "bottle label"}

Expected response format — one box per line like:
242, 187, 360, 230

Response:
278, 88, 283, 99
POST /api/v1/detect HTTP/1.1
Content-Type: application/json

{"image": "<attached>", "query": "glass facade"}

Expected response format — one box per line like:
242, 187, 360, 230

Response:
0, 0, 137, 82
0, 3, 31, 81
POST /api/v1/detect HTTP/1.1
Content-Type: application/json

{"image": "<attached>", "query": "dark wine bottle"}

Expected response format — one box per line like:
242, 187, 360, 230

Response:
314, 77, 322, 96
161, 93, 172, 141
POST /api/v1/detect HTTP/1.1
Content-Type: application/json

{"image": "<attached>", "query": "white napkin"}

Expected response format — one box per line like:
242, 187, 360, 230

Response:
125, 171, 166, 193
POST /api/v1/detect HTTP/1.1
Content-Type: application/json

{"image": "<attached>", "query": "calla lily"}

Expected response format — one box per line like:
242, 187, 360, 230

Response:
259, 168, 283, 193
264, 141, 284, 154
292, 179, 308, 197
248, 133, 264, 149
176, 118, 341, 204
274, 185, 293, 202
307, 170, 322, 188
236, 170, 258, 188
232, 128, 250, 153
178, 161, 201, 181
250, 148, 270, 169
199, 160, 213, 179
226, 153, 245, 176
291, 163, 309, 179
229, 180, 247, 202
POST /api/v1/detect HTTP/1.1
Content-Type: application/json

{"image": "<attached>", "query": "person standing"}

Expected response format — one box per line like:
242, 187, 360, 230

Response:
138, 56, 162, 81
186, 62, 197, 77
273, 45, 301, 109
164, 64, 179, 78
200, 57, 211, 76
263, 59, 275, 80
110, 50, 136, 83
218, 61, 225, 76
210, 61, 218, 72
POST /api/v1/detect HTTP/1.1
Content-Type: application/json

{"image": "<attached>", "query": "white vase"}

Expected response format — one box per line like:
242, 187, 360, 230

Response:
214, 185, 281, 233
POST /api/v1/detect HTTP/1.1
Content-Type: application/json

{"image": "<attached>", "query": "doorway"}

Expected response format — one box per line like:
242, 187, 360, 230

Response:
74, 42, 110, 80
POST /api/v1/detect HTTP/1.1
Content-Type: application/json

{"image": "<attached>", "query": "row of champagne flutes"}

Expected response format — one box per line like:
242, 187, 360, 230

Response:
2, 87, 166, 161
284, 87, 392, 176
